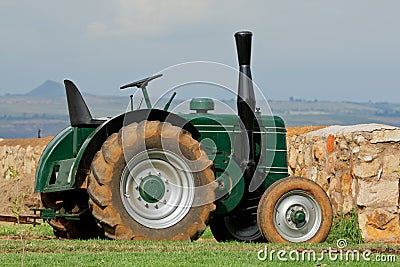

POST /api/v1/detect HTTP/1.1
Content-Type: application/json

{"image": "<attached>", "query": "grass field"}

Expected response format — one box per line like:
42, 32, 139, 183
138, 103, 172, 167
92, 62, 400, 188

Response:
0, 221, 398, 267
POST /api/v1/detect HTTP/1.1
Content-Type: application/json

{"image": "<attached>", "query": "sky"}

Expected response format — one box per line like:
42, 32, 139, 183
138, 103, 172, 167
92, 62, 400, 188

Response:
0, 0, 399, 102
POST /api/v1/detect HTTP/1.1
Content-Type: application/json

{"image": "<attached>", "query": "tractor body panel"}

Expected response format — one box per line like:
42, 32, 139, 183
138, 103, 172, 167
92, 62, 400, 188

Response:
183, 113, 288, 186
181, 112, 288, 214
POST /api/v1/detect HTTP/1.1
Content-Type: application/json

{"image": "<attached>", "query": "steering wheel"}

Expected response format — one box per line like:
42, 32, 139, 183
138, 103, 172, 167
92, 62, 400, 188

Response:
120, 74, 163, 89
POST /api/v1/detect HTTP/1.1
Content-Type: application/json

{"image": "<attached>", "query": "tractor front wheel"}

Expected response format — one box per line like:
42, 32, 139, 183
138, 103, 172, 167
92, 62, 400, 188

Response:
257, 176, 332, 243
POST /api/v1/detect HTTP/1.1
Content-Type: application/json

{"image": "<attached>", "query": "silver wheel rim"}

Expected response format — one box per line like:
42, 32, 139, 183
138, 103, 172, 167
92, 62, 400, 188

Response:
273, 190, 322, 242
120, 149, 195, 229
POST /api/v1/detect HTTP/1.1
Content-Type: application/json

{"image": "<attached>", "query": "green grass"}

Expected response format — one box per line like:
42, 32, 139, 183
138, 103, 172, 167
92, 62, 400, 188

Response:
326, 210, 363, 245
1, 239, 398, 267
0, 219, 398, 267
0, 223, 53, 238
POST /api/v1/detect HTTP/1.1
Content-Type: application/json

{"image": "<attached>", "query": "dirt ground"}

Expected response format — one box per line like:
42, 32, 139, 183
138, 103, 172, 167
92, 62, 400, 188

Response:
0, 137, 53, 215
0, 173, 42, 215
0, 126, 323, 216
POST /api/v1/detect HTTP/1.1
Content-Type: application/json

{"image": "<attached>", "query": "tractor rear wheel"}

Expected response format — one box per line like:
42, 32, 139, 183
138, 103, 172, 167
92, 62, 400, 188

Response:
88, 120, 216, 240
257, 176, 332, 243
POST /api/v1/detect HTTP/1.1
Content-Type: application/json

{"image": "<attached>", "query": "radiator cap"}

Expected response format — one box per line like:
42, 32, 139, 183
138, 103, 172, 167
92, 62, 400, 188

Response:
190, 98, 214, 113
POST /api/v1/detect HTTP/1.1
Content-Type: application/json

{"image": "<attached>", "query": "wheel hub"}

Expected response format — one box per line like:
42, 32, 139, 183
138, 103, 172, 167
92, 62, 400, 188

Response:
290, 209, 306, 224
120, 149, 195, 229
139, 174, 165, 203
287, 206, 306, 228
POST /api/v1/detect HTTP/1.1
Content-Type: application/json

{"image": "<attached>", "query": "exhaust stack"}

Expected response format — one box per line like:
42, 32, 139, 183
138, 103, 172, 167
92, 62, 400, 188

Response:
235, 31, 257, 179
235, 31, 256, 129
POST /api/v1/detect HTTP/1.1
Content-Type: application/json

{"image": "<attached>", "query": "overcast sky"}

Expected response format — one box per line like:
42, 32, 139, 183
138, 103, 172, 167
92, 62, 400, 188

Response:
1, 0, 399, 102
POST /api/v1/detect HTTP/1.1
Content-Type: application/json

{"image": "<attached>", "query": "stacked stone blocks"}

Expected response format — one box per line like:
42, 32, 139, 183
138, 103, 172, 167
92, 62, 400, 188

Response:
288, 124, 400, 243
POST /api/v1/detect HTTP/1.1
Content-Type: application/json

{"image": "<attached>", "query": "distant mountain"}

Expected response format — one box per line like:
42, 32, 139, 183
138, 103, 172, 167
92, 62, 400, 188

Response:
25, 80, 65, 98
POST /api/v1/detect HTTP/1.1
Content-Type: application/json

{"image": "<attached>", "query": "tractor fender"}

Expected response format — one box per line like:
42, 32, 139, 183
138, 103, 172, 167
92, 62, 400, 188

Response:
34, 126, 75, 192
71, 109, 200, 188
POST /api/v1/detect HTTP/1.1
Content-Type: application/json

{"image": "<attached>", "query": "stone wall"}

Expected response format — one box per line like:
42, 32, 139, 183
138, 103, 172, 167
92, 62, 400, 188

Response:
0, 137, 53, 178
287, 124, 400, 243
1, 126, 400, 243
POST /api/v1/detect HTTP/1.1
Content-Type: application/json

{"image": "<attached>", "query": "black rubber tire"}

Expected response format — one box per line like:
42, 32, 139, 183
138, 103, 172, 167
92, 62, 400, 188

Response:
210, 213, 265, 242
88, 120, 216, 241
40, 191, 104, 239
257, 176, 333, 243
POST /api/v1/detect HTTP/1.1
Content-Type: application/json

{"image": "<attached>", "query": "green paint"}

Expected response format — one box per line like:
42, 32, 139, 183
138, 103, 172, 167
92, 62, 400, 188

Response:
291, 210, 306, 224
189, 98, 215, 112
34, 126, 96, 192
139, 175, 166, 203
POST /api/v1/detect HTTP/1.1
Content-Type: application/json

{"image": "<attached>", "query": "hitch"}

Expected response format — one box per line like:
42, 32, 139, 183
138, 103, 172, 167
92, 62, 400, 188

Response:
32, 207, 83, 221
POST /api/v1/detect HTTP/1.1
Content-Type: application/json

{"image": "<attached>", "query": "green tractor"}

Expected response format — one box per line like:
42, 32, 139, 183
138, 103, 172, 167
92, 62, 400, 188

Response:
34, 31, 332, 243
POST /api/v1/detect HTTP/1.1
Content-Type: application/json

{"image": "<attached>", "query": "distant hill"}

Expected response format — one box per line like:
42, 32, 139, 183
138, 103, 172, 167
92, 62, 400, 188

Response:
25, 80, 65, 98
1, 79, 400, 138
